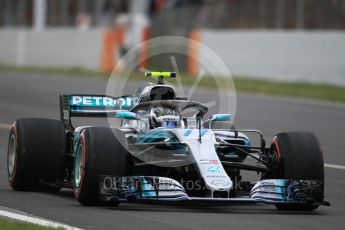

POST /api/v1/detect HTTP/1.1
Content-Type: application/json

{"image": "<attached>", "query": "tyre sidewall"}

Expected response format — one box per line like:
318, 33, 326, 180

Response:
74, 127, 129, 205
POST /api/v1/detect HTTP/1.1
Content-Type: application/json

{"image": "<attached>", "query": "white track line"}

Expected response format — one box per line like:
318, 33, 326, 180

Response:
0, 122, 11, 130
324, 163, 345, 170
0, 209, 83, 230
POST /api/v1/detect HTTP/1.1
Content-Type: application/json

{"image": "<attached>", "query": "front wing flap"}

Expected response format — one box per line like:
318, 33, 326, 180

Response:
250, 179, 324, 206
99, 176, 324, 206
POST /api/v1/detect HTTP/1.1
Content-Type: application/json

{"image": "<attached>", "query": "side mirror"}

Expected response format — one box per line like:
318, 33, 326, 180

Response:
115, 111, 137, 119
210, 114, 232, 122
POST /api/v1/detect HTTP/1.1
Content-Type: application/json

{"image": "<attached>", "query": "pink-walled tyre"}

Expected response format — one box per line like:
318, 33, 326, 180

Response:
270, 132, 324, 211
74, 127, 129, 205
7, 118, 65, 191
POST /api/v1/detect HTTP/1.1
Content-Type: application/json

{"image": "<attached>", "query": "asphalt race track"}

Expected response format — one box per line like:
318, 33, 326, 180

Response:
0, 72, 344, 230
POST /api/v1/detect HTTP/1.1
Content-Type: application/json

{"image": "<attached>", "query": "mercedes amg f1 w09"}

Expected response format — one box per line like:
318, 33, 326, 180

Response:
7, 72, 328, 210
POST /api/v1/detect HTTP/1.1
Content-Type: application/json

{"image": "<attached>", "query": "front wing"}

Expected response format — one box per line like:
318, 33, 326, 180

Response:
98, 176, 324, 207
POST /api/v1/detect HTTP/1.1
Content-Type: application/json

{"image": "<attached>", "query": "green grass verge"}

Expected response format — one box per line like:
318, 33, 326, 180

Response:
0, 218, 64, 230
1, 65, 344, 103
234, 77, 345, 102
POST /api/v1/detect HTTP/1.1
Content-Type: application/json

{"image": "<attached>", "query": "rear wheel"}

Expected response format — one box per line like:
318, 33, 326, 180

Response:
269, 132, 324, 211
7, 118, 65, 191
74, 127, 130, 205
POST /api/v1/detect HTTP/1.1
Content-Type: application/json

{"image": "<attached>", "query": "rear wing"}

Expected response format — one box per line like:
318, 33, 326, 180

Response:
59, 94, 138, 130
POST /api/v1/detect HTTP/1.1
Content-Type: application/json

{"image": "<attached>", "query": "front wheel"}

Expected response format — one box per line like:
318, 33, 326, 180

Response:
269, 132, 324, 211
74, 127, 130, 205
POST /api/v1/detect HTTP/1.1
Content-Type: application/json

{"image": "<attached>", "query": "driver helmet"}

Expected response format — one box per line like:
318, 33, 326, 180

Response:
150, 106, 180, 128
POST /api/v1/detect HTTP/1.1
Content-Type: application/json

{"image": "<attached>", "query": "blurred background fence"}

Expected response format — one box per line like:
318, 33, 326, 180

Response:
0, 0, 345, 85
1, 0, 345, 30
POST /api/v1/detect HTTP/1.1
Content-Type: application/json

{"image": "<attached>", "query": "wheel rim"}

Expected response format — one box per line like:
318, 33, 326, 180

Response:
74, 144, 84, 188
271, 147, 279, 165
269, 144, 283, 178
7, 134, 16, 176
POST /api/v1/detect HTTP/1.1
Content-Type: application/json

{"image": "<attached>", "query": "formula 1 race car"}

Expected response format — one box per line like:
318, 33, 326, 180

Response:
7, 72, 328, 211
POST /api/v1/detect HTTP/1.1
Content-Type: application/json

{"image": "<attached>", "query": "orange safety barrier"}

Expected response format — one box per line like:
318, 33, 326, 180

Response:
100, 29, 117, 73
100, 25, 151, 73
188, 30, 201, 76
100, 26, 126, 73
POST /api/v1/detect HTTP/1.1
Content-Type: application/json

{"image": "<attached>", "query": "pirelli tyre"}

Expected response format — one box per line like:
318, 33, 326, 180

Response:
74, 127, 130, 206
7, 118, 66, 191
269, 132, 324, 211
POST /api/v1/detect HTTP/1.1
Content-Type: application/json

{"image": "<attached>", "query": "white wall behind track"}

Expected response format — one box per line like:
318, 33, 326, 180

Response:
200, 30, 345, 86
0, 28, 103, 69
1, 29, 345, 86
